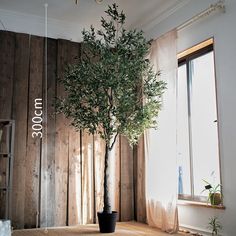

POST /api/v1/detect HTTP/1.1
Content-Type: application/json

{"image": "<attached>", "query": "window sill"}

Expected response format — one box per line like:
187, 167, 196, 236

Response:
178, 199, 225, 210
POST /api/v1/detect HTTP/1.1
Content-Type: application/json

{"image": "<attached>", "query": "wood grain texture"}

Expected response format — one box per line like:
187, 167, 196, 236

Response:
0, 31, 15, 119
81, 131, 94, 224
24, 35, 44, 228
11, 33, 30, 229
0, 31, 138, 228
0, 126, 8, 218
67, 41, 81, 226
93, 134, 105, 222
114, 136, 121, 219
110, 136, 121, 221
68, 130, 81, 225
54, 39, 70, 226
135, 135, 146, 223
13, 222, 183, 236
40, 38, 57, 227
0, 156, 7, 218
55, 39, 80, 226
120, 136, 134, 221
0, 31, 15, 221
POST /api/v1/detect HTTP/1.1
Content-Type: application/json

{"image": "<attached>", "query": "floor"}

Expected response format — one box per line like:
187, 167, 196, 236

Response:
12, 222, 183, 236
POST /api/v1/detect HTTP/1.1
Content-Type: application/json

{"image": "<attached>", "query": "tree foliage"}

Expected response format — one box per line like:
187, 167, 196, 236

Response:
56, 3, 166, 147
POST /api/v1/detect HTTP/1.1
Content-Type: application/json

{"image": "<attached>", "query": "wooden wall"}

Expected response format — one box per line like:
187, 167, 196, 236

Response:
0, 30, 146, 229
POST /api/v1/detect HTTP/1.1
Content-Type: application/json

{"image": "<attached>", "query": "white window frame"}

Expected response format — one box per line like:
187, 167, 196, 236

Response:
177, 41, 222, 203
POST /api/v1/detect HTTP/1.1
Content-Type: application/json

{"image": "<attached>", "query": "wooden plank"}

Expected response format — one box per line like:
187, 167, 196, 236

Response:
67, 41, 81, 226
120, 136, 134, 221
13, 222, 181, 236
107, 135, 121, 221
0, 31, 15, 119
93, 134, 105, 222
0, 190, 6, 218
135, 135, 146, 223
11, 33, 30, 229
68, 130, 81, 225
0, 126, 8, 191
0, 30, 15, 223
54, 39, 70, 226
55, 40, 80, 226
0, 157, 7, 191
40, 38, 57, 227
81, 131, 94, 224
133, 143, 137, 221
24, 35, 44, 228
0, 126, 8, 218
113, 136, 121, 221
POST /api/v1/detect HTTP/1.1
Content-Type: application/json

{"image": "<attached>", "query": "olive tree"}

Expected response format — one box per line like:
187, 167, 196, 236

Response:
56, 4, 166, 214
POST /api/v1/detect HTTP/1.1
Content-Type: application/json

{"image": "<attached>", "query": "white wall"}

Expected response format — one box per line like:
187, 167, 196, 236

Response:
0, 8, 83, 42
146, 0, 236, 235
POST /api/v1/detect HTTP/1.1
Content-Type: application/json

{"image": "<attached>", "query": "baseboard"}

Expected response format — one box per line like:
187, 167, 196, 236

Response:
180, 224, 213, 236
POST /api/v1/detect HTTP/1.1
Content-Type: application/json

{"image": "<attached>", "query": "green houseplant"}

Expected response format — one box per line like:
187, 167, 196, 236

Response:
202, 180, 222, 206
207, 217, 222, 235
56, 4, 166, 233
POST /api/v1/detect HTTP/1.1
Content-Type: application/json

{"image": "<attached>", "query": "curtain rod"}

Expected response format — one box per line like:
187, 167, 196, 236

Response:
177, 0, 225, 31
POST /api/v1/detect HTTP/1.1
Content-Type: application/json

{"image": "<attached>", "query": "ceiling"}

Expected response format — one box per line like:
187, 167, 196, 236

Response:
0, 0, 190, 40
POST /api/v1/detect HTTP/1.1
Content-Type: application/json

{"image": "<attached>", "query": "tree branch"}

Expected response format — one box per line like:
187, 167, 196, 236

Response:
109, 132, 118, 150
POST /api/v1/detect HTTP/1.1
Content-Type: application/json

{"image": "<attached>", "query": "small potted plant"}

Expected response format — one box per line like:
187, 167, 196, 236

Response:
202, 180, 222, 206
207, 217, 222, 235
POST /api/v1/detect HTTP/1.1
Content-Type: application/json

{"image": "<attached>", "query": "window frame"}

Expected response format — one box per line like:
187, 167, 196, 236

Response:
177, 41, 222, 203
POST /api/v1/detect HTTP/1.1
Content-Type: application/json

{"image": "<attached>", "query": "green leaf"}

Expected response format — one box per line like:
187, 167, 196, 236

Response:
55, 4, 166, 147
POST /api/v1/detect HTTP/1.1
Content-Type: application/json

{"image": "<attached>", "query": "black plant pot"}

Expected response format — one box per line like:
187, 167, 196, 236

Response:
97, 211, 118, 233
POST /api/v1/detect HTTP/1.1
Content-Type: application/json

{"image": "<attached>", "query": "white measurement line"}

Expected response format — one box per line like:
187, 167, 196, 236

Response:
44, 2, 48, 234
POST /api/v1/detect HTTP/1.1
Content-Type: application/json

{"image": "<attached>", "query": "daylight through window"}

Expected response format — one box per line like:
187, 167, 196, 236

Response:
177, 39, 221, 202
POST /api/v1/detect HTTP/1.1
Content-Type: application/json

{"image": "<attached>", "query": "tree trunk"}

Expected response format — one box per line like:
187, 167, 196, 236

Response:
103, 144, 112, 213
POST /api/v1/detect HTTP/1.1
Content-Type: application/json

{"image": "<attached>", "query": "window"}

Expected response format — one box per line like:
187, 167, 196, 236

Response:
177, 39, 221, 202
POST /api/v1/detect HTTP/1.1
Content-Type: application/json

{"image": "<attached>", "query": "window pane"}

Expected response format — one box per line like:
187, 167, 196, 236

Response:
190, 51, 220, 197
177, 64, 191, 196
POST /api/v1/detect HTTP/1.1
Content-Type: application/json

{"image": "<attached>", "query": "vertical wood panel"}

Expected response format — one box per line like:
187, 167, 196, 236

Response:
120, 136, 134, 221
135, 135, 146, 223
0, 31, 139, 228
68, 130, 81, 225
0, 30, 15, 222
55, 39, 80, 226
133, 144, 137, 221
40, 38, 57, 227
0, 122, 16, 220
0, 31, 15, 119
11, 33, 30, 229
24, 35, 44, 228
81, 131, 94, 224
67, 41, 81, 226
94, 134, 105, 222
55, 39, 70, 226
0, 127, 8, 218
113, 136, 121, 221
104, 136, 121, 221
